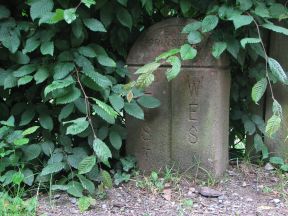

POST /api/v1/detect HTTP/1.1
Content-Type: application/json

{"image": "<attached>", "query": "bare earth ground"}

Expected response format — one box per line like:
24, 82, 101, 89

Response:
37, 164, 288, 216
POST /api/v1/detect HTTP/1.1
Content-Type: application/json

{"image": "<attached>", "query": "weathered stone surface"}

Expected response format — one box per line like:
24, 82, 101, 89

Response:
126, 68, 170, 171
126, 18, 230, 177
127, 18, 229, 67
171, 67, 230, 176
265, 26, 288, 160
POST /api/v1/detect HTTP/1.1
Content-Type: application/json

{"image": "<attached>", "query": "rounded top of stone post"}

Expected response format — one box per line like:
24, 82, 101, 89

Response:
127, 18, 229, 67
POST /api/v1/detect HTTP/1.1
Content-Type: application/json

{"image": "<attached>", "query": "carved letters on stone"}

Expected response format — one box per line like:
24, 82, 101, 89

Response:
126, 18, 230, 177
187, 75, 202, 145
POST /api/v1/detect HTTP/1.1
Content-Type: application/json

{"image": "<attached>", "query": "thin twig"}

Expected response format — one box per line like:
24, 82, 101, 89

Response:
248, 12, 276, 101
75, 68, 97, 139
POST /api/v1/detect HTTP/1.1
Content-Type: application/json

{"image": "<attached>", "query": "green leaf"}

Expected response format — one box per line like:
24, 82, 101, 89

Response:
136, 73, 155, 89
67, 181, 83, 197
137, 95, 161, 108
23, 169, 34, 186
4, 75, 17, 89
83, 18, 106, 32
78, 156, 96, 174
81, 0, 96, 8
0, 116, 15, 127
93, 98, 118, 118
135, 62, 161, 74
97, 55, 116, 67
262, 23, 288, 36
116, 7, 133, 30
12, 172, 24, 185
64, 8, 77, 24
180, 0, 192, 14
0, 5, 10, 19
109, 130, 122, 150
41, 141, 55, 156
23, 37, 40, 54
39, 114, 54, 131
240, 37, 261, 48
20, 109, 35, 126
212, 42, 227, 59
280, 164, 288, 172
109, 95, 124, 112
201, 15, 219, 33
265, 115, 281, 137
182, 21, 202, 33
30, 0, 54, 21
114, 172, 130, 185
187, 31, 202, 45
67, 148, 88, 169
251, 78, 267, 104
13, 65, 36, 78
56, 87, 81, 104
77, 196, 91, 212
117, 0, 128, 6
65, 117, 89, 135
270, 157, 284, 165
180, 44, 197, 61
269, 4, 287, 19
18, 75, 33, 86
255, 5, 270, 18
244, 119, 256, 135
230, 15, 253, 29
44, 79, 74, 96
268, 57, 287, 83
40, 41, 54, 56
77, 175, 95, 194
253, 134, 264, 153
83, 70, 112, 89
101, 170, 112, 188
236, 0, 252, 11
14, 138, 29, 146
34, 67, 49, 84
124, 102, 144, 120
166, 56, 181, 81
53, 62, 75, 80
58, 103, 74, 121
41, 162, 65, 176
22, 126, 39, 136
51, 9, 64, 23
156, 49, 179, 61
120, 156, 136, 172
272, 100, 282, 116
10, 51, 30, 64
22, 144, 42, 161
93, 139, 112, 167
93, 105, 115, 124
78, 46, 97, 58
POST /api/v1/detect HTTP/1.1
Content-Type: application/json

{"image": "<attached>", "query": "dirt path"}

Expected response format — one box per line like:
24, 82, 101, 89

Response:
38, 164, 288, 216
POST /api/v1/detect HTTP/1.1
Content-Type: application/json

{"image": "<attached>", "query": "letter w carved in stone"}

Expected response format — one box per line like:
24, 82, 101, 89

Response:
188, 76, 202, 98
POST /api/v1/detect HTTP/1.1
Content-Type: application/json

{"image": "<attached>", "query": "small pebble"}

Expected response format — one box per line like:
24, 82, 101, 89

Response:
69, 198, 77, 204
53, 194, 61, 199
264, 163, 275, 171
242, 182, 247, 187
273, 199, 281, 204
70, 209, 78, 214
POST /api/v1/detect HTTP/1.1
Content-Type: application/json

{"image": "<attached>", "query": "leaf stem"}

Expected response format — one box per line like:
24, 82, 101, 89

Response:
75, 68, 97, 139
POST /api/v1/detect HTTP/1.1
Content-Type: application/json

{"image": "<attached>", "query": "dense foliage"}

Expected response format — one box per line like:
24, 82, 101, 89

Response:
1, 0, 288, 200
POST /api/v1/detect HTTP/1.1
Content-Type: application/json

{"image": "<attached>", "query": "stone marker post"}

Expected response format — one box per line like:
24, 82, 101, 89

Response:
126, 18, 230, 177
265, 28, 288, 160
